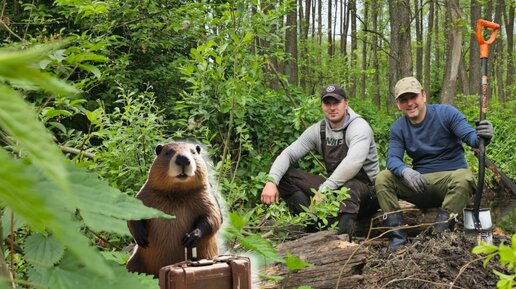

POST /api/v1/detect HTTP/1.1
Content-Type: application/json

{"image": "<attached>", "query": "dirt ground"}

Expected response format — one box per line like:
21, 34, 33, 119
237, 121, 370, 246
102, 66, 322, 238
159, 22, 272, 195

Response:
359, 229, 510, 289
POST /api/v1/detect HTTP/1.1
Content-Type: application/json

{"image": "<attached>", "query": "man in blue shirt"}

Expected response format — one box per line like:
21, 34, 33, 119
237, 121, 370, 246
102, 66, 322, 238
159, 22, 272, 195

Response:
375, 76, 493, 250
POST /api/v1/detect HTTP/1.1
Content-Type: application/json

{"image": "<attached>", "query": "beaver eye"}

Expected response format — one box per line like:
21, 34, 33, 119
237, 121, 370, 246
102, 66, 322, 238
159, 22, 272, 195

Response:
165, 149, 175, 156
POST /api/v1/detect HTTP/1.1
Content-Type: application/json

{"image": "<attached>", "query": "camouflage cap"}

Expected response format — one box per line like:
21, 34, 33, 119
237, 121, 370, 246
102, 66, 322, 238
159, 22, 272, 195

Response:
394, 77, 422, 99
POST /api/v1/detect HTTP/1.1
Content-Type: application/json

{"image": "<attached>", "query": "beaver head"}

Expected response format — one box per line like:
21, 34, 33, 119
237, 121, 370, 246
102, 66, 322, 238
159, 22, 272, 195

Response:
147, 142, 208, 193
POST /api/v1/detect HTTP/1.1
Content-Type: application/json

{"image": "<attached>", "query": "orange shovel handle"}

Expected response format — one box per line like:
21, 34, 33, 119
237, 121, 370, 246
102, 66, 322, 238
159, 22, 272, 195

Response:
476, 19, 500, 58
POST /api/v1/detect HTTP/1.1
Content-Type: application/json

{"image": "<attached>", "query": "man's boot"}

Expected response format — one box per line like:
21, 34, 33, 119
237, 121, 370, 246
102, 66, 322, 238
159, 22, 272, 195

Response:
337, 213, 357, 242
434, 207, 455, 233
384, 212, 407, 251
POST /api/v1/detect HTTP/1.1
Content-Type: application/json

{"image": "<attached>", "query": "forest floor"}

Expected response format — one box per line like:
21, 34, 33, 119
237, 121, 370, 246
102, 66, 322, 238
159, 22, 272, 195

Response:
359, 229, 508, 289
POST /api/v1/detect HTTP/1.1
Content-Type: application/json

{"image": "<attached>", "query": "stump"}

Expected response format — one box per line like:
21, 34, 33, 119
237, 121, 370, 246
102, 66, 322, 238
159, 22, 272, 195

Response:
260, 231, 367, 289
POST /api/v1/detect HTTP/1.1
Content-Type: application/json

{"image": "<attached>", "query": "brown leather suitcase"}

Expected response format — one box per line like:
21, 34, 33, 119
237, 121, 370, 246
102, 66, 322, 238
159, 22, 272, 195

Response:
159, 255, 251, 289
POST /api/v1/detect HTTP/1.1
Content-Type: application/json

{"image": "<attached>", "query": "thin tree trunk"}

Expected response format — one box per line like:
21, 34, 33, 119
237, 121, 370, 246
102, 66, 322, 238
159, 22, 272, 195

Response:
349, 0, 357, 98
424, 0, 434, 94
388, 0, 400, 98
469, 0, 481, 95
360, 2, 369, 98
317, 0, 322, 46
459, 54, 470, 95
415, 0, 423, 81
440, 0, 463, 104
285, 2, 299, 85
372, 0, 381, 108
328, 0, 333, 56
493, 0, 505, 102
341, 1, 350, 55
505, 0, 514, 102
434, 4, 441, 73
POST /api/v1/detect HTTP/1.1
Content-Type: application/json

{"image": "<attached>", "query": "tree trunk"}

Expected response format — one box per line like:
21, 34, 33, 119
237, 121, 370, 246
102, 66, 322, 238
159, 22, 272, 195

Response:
388, 0, 412, 97
285, 2, 299, 85
415, 0, 423, 81
459, 54, 470, 95
260, 231, 368, 289
388, 0, 400, 98
424, 0, 434, 94
360, 1, 369, 99
440, 0, 463, 104
505, 0, 514, 102
341, 0, 350, 55
434, 4, 441, 74
469, 0, 481, 95
349, 0, 357, 98
317, 0, 322, 46
327, 0, 333, 56
398, 0, 412, 77
493, 0, 505, 102
372, 0, 380, 108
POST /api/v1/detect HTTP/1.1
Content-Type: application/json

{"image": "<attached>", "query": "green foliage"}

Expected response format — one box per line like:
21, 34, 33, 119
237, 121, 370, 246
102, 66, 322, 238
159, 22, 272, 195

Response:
299, 187, 350, 230
87, 86, 165, 194
0, 42, 170, 289
473, 234, 516, 289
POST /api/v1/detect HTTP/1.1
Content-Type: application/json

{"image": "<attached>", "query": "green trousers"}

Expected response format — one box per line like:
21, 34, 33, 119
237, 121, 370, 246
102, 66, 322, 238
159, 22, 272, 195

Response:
375, 168, 475, 214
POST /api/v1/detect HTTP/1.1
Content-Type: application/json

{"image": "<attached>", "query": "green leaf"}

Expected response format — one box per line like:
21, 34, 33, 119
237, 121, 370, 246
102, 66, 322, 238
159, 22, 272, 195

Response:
284, 251, 311, 271
24, 233, 65, 267
472, 243, 498, 254
239, 234, 284, 263
80, 211, 130, 236
0, 44, 79, 96
66, 164, 173, 221
66, 52, 109, 64
1, 208, 26, 240
229, 211, 247, 230
0, 84, 73, 198
78, 64, 102, 78
0, 149, 52, 233
36, 252, 160, 289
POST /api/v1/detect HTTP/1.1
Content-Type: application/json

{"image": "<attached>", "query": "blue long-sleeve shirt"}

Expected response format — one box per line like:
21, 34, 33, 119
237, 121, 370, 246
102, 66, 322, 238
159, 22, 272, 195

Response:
387, 104, 480, 176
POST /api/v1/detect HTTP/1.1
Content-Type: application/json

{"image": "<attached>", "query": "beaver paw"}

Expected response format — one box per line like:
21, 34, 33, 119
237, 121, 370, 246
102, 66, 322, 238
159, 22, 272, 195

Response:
182, 228, 202, 247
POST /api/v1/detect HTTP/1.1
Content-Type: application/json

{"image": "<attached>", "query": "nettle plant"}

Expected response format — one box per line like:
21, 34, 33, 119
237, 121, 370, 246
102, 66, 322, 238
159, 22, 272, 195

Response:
473, 234, 516, 289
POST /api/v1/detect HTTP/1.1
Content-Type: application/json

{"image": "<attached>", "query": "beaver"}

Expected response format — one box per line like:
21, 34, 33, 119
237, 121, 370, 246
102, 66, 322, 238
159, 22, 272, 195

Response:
126, 142, 222, 277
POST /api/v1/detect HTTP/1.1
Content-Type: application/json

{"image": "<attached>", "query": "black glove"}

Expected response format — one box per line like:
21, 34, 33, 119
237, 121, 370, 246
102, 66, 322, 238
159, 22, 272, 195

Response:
401, 168, 429, 194
476, 120, 493, 141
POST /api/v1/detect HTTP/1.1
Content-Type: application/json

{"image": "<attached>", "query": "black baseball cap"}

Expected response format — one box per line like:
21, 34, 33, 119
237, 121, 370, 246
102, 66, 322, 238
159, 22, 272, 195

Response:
321, 84, 347, 101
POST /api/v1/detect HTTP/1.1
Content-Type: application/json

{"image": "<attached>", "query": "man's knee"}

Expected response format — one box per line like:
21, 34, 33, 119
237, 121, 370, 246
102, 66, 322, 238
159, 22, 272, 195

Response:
375, 170, 397, 193
449, 169, 475, 194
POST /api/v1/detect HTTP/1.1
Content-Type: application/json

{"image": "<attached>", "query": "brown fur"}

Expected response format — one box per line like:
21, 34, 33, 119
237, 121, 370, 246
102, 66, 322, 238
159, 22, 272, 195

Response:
126, 142, 222, 277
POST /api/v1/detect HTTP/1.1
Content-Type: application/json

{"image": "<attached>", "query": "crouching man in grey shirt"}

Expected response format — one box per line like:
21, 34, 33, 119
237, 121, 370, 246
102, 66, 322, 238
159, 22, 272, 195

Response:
260, 84, 380, 239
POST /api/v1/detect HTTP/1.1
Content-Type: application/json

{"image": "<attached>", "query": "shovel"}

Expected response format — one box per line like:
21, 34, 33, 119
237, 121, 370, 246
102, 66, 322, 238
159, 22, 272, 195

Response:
463, 19, 500, 245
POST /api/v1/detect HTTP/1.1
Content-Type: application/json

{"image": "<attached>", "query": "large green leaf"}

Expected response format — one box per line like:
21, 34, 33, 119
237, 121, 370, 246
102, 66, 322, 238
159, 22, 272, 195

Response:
239, 234, 284, 263
0, 44, 79, 96
24, 233, 65, 267
0, 84, 73, 199
0, 148, 52, 233
1, 207, 27, 240
30, 252, 159, 289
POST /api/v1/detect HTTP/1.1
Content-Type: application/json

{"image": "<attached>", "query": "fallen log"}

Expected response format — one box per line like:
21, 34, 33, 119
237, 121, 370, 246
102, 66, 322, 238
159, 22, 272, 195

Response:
260, 231, 367, 289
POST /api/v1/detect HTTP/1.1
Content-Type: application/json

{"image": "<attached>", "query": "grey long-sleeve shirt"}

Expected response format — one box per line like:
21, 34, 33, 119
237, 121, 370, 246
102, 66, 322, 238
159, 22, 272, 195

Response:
268, 107, 379, 191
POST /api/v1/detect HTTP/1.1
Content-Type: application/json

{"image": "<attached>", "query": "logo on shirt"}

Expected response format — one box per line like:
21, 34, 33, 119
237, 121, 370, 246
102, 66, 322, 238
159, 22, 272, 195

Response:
326, 137, 344, 146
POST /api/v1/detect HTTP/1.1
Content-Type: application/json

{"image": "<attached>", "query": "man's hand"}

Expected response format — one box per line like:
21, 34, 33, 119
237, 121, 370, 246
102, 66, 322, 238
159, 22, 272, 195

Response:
261, 182, 279, 204
476, 120, 493, 141
401, 168, 429, 194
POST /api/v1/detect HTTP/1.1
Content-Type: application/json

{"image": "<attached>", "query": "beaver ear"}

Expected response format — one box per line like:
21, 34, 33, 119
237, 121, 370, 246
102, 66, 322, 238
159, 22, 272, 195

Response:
195, 145, 201, 154
155, 144, 164, 155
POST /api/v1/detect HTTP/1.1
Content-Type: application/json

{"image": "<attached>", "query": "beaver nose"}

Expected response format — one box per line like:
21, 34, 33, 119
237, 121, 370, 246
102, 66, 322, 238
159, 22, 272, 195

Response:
175, 155, 190, 166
